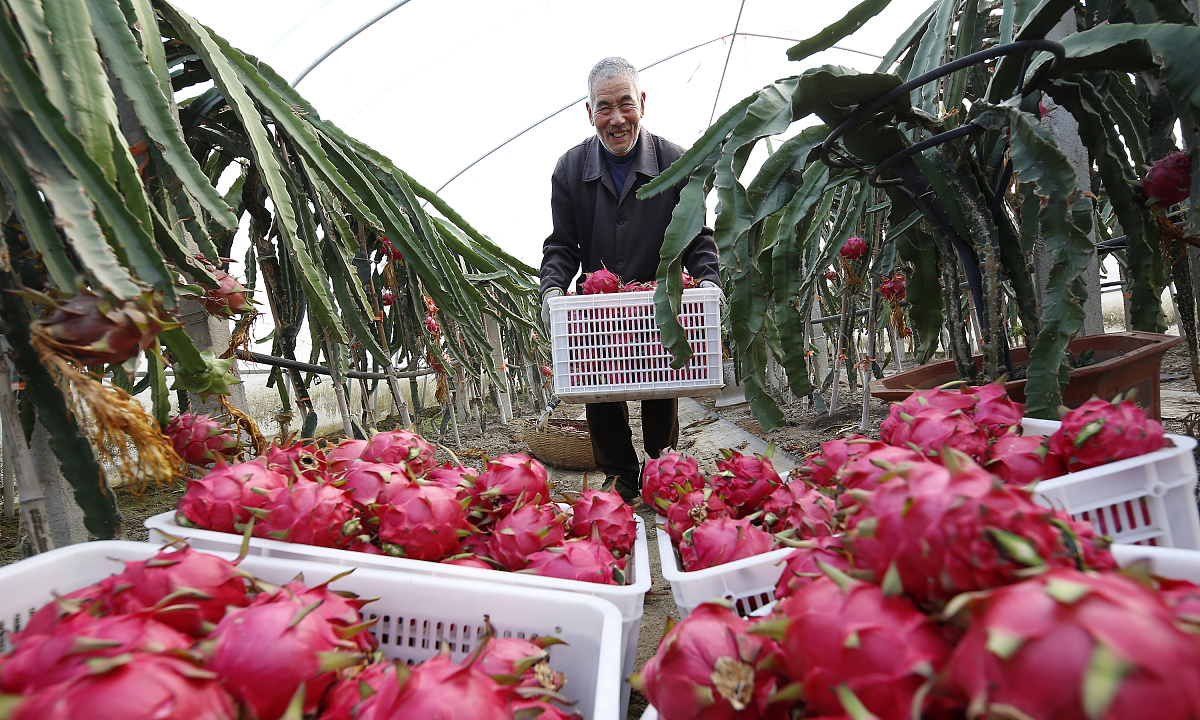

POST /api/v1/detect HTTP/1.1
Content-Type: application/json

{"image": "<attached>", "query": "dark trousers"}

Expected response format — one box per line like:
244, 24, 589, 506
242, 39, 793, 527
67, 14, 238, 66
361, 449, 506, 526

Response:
586, 398, 679, 486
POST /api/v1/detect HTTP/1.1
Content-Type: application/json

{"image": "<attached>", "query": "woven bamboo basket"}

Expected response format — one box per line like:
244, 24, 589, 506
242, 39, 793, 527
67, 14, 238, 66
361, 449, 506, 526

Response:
524, 418, 596, 470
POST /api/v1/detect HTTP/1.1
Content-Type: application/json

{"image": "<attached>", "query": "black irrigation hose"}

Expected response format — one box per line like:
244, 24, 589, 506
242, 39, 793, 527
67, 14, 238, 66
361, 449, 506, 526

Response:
234, 350, 436, 381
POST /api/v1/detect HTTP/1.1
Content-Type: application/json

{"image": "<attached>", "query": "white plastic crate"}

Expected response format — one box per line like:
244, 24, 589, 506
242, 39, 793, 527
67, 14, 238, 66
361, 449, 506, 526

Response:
1021, 418, 1200, 549
547, 288, 723, 403
146, 511, 649, 717
641, 545, 1200, 720
0, 541, 622, 720
654, 518, 793, 620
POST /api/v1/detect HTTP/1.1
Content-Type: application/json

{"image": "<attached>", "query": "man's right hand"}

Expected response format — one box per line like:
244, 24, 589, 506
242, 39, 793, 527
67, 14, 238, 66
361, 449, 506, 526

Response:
541, 288, 563, 329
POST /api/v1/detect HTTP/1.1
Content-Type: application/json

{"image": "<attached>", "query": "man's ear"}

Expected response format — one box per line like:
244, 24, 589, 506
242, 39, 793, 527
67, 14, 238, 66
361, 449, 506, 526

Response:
639, 92, 646, 114
585, 102, 595, 126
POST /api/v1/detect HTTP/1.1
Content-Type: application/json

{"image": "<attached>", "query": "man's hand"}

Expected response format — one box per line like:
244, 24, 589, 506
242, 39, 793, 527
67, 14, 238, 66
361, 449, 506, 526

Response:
699, 280, 726, 316
541, 288, 563, 329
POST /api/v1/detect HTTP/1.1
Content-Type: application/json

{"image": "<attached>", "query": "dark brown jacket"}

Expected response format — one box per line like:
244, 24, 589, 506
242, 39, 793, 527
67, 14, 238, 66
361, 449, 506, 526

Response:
540, 131, 719, 295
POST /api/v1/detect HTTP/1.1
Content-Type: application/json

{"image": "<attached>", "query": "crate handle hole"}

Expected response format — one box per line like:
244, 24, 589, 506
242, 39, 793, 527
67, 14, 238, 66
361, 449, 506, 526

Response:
1149, 482, 1168, 498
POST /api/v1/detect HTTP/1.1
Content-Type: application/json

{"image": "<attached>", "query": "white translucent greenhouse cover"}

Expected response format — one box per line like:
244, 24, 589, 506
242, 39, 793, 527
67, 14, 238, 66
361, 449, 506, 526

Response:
174, 0, 933, 266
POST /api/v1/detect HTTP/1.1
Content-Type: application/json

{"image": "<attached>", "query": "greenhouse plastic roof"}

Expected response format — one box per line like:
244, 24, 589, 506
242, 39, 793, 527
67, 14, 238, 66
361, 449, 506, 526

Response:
173, 0, 932, 266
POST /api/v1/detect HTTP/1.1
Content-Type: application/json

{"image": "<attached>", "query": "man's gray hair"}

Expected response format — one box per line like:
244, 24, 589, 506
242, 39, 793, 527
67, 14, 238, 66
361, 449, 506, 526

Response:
588, 57, 640, 106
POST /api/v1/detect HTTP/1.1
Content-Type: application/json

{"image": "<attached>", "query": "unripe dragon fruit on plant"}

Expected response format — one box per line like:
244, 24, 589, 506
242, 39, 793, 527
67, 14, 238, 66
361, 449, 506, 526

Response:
1047, 394, 1169, 473
28, 286, 179, 366
679, 516, 776, 571
710, 446, 782, 518
163, 413, 239, 468
642, 450, 704, 509
580, 267, 622, 294
8, 651, 238, 720
630, 602, 784, 720
754, 567, 957, 720
200, 266, 254, 318
1140, 150, 1193, 207
943, 567, 1200, 720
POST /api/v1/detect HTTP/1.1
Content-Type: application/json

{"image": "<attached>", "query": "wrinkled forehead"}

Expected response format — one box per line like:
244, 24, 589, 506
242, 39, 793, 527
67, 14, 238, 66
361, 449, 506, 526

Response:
590, 73, 639, 105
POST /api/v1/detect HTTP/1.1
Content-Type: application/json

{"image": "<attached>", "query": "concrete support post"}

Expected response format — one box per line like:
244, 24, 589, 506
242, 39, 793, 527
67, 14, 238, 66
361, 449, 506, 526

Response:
178, 298, 248, 416
484, 315, 512, 424
31, 422, 88, 546
1035, 10, 1104, 336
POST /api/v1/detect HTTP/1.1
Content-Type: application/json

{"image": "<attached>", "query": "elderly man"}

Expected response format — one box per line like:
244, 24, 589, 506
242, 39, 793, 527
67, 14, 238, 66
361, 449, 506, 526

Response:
540, 56, 721, 504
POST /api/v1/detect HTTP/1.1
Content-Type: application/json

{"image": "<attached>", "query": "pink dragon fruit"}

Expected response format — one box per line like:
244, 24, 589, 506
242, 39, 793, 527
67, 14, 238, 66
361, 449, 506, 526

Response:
984, 433, 1055, 484
968, 381, 1025, 437
373, 483, 472, 561
793, 436, 887, 488
710, 446, 782, 518
323, 438, 368, 476
263, 438, 324, 481
335, 460, 411, 508
754, 568, 956, 720
642, 450, 704, 509
380, 290, 395, 306
1047, 395, 1169, 473
773, 536, 854, 600
476, 635, 567, 691
176, 458, 290, 533
565, 487, 637, 556
509, 699, 580, 720
759, 483, 836, 538
472, 454, 551, 516
1141, 150, 1193, 207
580, 267, 622, 294
14, 584, 107, 640
359, 429, 437, 478
842, 452, 1114, 611
839, 235, 867, 260
319, 659, 394, 720
486, 502, 568, 571
663, 486, 732, 544
441, 553, 494, 569
879, 404, 989, 461
0, 611, 192, 693
205, 596, 365, 720
354, 651, 517, 720
679, 516, 776, 571
889, 383, 979, 416
630, 602, 784, 720
423, 462, 479, 496
246, 478, 360, 549
101, 545, 253, 637
250, 578, 378, 652
163, 413, 239, 468
201, 266, 254, 318
8, 652, 237, 720
943, 567, 1200, 720
879, 271, 905, 302
834, 444, 928, 493
523, 536, 622, 585
31, 287, 179, 366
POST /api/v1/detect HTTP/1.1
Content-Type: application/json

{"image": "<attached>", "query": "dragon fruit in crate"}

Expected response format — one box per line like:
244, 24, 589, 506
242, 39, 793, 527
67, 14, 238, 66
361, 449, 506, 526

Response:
663, 486, 732, 544
486, 501, 567, 571
263, 438, 324, 480
1047, 394, 1169, 473
754, 566, 957, 720
833, 443, 927, 494
246, 478, 360, 549
631, 602, 784, 720
642, 450, 704, 509
710, 446, 782, 518
176, 458, 289, 534
323, 438, 368, 476
679, 516, 776, 571
943, 567, 1200, 720
163, 413, 238, 468
984, 433, 1057, 484
373, 483, 473, 561
250, 578, 378, 653
476, 635, 567, 692
205, 595, 365, 720
7, 652, 238, 720
336, 459, 411, 508
760, 483, 836, 538
354, 651, 517, 720
472, 454, 551, 515
319, 659, 394, 720
773, 536, 854, 600
359, 429, 437, 478
879, 403, 989, 461
969, 381, 1025, 438
523, 536, 623, 585
580, 267, 622, 294
564, 486, 636, 556
794, 435, 887, 489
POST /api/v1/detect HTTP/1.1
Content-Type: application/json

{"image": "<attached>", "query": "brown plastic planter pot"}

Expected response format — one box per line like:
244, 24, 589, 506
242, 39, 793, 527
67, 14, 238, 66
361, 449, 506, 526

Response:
868, 332, 1182, 420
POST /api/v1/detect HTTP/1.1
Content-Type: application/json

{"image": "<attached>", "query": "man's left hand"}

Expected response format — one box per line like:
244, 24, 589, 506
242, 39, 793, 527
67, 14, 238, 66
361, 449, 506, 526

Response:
699, 280, 726, 316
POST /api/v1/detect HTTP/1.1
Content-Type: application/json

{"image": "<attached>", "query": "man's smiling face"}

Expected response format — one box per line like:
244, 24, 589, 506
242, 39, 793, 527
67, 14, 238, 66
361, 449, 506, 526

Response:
587, 75, 645, 156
